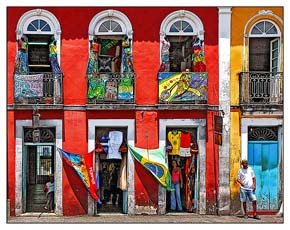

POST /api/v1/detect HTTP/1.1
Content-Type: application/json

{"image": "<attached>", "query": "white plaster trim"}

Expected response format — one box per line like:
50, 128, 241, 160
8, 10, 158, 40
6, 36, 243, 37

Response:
248, 19, 281, 37
16, 9, 62, 64
87, 119, 135, 215
158, 119, 206, 214
218, 6, 232, 214
241, 118, 283, 160
16, 9, 62, 40
15, 119, 63, 216
160, 10, 204, 39
88, 10, 133, 40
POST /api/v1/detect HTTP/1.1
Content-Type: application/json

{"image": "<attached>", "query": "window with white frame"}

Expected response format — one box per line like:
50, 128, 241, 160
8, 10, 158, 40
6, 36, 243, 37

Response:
87, 10, 133, 74
160, 11, 205, 72
249, 20, 281, 73
15, 10, 61, 73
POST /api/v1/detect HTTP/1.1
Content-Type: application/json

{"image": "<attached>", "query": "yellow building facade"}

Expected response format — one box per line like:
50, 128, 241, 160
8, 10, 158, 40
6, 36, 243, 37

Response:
230, 7, 283, 213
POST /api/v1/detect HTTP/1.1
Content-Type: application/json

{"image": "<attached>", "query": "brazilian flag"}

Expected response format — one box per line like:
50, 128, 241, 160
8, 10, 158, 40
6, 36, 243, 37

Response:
129, 145, 173, 191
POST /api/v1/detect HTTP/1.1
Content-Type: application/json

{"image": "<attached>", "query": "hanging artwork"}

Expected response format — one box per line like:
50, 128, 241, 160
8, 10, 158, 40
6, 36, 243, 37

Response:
158, 72, 208, 103
159, 37, 170, 72
14, 74, 44, 98
192, 37, 206, 72
99, 39, 120, 56
105, 81, 118, 100
87, 77, 106, 100
49, 37, 62, 74
121, 37, 134, 72
118, 74, 134, 100
98, 56, 113, 72
86, 39, 99, 75
14, 36, 29, 74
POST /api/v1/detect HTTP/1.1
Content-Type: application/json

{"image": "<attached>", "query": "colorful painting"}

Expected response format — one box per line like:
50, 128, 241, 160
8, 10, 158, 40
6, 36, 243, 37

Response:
14, 74, 44, 98
87, 77, 106, 100
98, 56, 113, 72
158, 72, 208, 103
99, 39, 120, 56
118, 75, 134, 100
105, 81, 118, 100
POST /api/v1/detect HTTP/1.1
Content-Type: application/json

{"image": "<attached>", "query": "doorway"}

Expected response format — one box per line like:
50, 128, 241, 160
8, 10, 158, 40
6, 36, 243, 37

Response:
25, 145, 55, 212
95, 127, 128, 213
165, 127, 198, 213
248, 126, 280, 211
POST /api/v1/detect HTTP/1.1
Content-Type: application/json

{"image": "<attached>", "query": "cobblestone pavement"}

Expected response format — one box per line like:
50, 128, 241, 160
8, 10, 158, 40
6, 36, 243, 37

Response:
7, 213, 283, 224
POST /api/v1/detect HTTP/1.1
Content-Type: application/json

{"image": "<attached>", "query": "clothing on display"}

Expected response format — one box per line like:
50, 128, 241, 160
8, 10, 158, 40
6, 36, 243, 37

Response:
118, 156, 127, 191
107, 131, 123, 159
168, 130, 181, 155
179, 131, 192, 157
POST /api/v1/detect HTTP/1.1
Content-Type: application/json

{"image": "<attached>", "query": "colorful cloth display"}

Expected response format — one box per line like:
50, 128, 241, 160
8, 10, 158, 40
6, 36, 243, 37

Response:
14, 74, 44, 98
192, 37, 206, 72
49, 39, 62, 74
118, 75, 134, 100
180, 131, 191, 157
86, 40, 99, 75
57, 148, 99, 201
129, 145, 173, 191
159, 38, 170, 72
87, 78, 106, 100
14, 36, 29, 74
121, 38, 134, 72
168, 131, 182, 155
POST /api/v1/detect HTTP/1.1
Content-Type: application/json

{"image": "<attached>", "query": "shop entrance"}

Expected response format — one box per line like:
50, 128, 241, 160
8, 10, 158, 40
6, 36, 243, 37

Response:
96, 127, 128, 213
23, 127, 55, 213
165, 127, 199, 213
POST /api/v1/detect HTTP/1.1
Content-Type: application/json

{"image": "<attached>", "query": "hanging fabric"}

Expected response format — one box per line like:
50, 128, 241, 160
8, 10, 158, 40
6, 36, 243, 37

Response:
14, 36, 29, 74
168, 130, 181, 155
159, 37, 170, 72
192, 36, 206, 72
118, 156, 127, 191
121, 37, 134, 72
49, 37, 62, 74
129, 145, 173, 191
86, 39, 99, 75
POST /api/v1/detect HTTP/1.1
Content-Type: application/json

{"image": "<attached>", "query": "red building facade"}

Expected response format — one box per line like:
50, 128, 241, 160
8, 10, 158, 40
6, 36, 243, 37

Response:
7, 7, 220, 216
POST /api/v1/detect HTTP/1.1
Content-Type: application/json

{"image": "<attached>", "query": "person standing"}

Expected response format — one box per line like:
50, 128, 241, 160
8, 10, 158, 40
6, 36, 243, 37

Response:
237, 159, 260, 220
170, 160, 183, 211
44, 174, 55, 212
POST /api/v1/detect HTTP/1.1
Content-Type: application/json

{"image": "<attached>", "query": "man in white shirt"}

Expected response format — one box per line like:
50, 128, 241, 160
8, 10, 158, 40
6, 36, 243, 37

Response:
44, 174, 55, 212
237, 159, 260, 220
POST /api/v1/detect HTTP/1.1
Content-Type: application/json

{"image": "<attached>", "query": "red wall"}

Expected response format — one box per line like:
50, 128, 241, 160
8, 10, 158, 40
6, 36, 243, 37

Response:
7, 7, 219, 215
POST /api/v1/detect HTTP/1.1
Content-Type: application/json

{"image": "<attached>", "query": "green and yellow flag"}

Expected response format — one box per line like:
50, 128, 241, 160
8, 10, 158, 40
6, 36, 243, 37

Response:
128, 145, 173, 191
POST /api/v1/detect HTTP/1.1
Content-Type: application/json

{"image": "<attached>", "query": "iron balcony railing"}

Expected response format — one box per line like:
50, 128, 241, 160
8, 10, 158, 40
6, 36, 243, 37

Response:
239, 72, 283, 105
14, 72, 63, 105
158, 72, 208, 104
87, 72, 135, 104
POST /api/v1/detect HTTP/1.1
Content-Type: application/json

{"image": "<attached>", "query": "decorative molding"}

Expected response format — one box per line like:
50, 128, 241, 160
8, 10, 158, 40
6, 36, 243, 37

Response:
88, 10, 133, 39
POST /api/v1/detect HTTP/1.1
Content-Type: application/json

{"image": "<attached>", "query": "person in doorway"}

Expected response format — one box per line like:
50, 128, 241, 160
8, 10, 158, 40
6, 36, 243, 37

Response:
44, 174, 55, 212
237, 159, 261, 220
170, 159, 183, 211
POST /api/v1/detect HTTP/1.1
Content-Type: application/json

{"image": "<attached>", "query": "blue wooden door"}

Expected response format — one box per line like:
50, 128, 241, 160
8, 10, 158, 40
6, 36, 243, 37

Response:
248, 141, 279, 210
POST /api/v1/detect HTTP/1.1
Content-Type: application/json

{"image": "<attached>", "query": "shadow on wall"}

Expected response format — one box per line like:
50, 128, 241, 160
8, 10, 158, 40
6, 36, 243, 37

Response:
134, 159, 159, 207
63, 161, 88, 215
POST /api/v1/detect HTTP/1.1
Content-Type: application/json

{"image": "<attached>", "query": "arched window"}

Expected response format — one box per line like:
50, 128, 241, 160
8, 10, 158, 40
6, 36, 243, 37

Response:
16, 9, 62, 73
87, 10, 134, 103
248, 20, 281, 73
159, 10, 205, 72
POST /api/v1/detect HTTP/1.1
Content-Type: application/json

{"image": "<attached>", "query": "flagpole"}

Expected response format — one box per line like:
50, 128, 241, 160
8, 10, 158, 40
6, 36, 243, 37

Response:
145, 131, 149, 161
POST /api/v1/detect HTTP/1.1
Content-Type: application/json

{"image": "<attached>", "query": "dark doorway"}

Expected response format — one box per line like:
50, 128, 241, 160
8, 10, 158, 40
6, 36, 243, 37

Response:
165, 127, 198, 213
26, 145, 55, 212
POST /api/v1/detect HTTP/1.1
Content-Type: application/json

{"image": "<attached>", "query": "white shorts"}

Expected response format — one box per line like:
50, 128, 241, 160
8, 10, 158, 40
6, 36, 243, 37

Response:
179, 147, 191, 157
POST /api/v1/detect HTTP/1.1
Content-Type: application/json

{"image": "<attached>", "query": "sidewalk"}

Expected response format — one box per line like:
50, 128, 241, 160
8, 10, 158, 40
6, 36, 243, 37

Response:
7, 213, 283, 224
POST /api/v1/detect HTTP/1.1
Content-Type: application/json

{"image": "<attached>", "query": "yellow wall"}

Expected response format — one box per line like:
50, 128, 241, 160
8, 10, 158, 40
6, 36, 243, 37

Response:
230, 7, 283, 211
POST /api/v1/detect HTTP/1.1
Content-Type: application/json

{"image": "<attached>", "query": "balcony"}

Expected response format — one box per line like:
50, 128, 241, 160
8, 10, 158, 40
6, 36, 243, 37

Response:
14, 72, 63, 107
86, 72, 135, 109
239, 72, 283, 113
158, 72, 208, 109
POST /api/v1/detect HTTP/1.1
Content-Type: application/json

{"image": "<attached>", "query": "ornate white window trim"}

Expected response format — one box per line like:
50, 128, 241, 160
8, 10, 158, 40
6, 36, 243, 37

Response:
88, 10, 133, 40
249, 19, 281, 38
160, 10, 205, 40
16, 9, 61, 40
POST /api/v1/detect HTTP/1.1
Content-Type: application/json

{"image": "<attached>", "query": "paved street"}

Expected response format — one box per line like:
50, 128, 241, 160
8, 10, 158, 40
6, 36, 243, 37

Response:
7, 213, 283, 224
